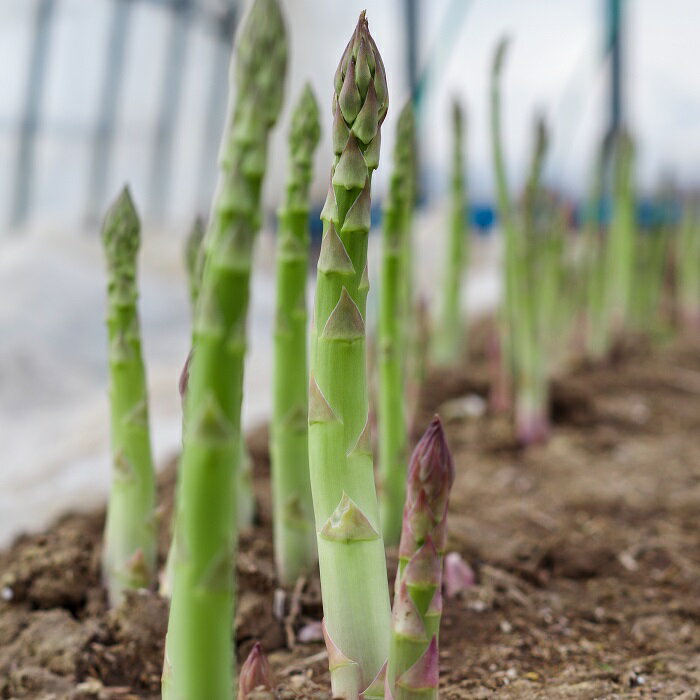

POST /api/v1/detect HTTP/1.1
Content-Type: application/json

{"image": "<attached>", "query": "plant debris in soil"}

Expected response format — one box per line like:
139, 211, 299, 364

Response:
1, 335, 700, 699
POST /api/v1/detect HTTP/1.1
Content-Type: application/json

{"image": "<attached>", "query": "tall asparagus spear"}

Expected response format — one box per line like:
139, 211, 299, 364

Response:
101, 187, 157, 607
387, 416, 454, 700
162, 0, 287, 696
271, 84, 321, 585
308, 12, 391, 698
379, 101, 414, 545
435, 100, 468, 365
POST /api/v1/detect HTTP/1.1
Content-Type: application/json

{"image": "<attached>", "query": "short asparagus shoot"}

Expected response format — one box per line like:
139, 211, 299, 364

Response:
101, 186, 157, 607
271, 84, 321, 584
238, 642, 276, 700
435, 100, 468, 366
387, 416, 455, 700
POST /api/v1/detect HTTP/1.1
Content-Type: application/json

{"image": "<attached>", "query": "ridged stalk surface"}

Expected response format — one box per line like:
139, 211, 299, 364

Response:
101, 187, 157, 607
271, 84, 321, 584
308, 12, 391, 698
163, 1, 287, 697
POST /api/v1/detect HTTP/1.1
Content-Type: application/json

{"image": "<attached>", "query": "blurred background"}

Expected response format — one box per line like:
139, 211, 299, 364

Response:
1, 0, 699, 543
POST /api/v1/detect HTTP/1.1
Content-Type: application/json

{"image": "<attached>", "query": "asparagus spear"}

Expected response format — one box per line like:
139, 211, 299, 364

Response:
605, 131, 635, 334
162, 0, 287, 696
677, 198, 700, 330
490, 38, 515, 413
434, 100, 468, 366
308, 12, 391, 698
271, 84, 321, 585
101, 186, 157, 607
184, 215, 205, 311
379, 101, 414, 545
387, 416, 454, 700
238, 642, 276, 700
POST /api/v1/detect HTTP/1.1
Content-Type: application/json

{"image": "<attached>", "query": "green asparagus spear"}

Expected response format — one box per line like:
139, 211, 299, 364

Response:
271, 84, 321, 585
308, 12, 391, 698
101, 186, 157, 607
434, 100, 468, 366
184, 215, 205, 311
379, 101, 414, 545
162, 0, 287, 696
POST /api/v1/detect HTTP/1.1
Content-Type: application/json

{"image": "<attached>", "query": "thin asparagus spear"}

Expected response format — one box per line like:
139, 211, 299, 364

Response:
184, 215, 205, 312
101, 186, 157, 607
271, 84, 321, 584
434, 100, 468, 365
379, 101, 414, 545
308, 12, 391, 698
162, 0, 287, 696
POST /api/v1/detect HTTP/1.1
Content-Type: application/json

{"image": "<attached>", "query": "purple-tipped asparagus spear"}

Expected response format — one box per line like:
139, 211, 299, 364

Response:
237, 642, 276, 700
387, 416, 454, 700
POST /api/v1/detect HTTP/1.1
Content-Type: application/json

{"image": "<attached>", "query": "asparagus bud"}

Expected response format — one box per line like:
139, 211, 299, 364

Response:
238, 643, 276, 700
163, 0, 287, 697
309, 12, 391, 699
271, 84, 321, 585
388, 416, 454, 700
101, 186, 157, 607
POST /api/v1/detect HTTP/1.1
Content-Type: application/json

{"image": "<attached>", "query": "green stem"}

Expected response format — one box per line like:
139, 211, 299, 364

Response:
163, 1, 287, 697
379, 102, 414, 545
271, 84, 321, 585
308, 13, 391, 698
101, 187, 157, 607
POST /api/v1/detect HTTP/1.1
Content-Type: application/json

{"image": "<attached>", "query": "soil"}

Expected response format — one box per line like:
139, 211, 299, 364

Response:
2, 332, 700, 699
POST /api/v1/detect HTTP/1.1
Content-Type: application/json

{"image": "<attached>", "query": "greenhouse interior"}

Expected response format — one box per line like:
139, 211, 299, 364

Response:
0, 0, 699, 697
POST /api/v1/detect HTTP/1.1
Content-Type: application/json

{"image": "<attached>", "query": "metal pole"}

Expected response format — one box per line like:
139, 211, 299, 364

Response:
11, 0, 55, 228
85, 0, 132, 225
147, 0, 191, 221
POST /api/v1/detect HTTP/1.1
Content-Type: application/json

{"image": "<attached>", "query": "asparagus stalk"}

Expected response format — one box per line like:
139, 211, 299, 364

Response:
677, 198, 700, 330
163, 1, 287, 696
185, 215, 206, 311
308, 12, 391, 698
489, 38, 515, 413
434, 100, 468, 366
101, 186, 157, 607
271, 84, 321, 585
387, 416, 454, 700
379, 102, 414, 545
605, 131, 635, 334
238, 642, 276, 700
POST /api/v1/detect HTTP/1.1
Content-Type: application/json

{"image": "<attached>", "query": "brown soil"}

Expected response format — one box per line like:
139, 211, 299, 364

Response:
2, 335, 700, 699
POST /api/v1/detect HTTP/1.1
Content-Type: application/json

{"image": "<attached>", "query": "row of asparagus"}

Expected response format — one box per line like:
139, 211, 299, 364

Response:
100, 4, 456, 699
97, 1, 700, 697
